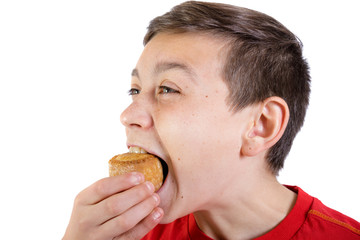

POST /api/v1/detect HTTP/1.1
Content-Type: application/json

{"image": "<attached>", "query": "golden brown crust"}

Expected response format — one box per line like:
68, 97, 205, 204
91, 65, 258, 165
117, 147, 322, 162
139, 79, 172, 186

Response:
109, 153, 163, 191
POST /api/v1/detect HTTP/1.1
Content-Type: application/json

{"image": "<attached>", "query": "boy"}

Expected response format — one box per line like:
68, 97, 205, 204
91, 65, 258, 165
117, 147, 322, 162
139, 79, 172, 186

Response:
63, 1, 360, 239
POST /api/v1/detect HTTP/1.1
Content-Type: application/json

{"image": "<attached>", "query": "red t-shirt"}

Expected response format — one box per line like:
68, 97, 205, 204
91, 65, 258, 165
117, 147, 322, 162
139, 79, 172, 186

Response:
142, 186, 360, 239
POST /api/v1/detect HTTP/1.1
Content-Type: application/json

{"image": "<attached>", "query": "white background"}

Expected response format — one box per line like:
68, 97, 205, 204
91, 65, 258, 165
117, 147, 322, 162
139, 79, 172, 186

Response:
0, 0, 359, 239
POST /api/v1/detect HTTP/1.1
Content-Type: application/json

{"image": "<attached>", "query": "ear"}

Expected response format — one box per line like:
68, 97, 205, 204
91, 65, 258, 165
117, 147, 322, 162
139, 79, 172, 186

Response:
241, 97, 289, 157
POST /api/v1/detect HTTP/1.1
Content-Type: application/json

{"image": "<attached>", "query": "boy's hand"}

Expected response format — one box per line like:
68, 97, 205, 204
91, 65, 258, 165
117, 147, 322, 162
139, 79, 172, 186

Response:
63, 172, 163, 240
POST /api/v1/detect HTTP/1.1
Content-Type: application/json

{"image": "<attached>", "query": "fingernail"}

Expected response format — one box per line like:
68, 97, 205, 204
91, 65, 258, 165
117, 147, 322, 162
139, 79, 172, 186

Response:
152, 193, 160, 203
152, 208, 163, 220
145, 181, 155, 192
131, 172, 143, 184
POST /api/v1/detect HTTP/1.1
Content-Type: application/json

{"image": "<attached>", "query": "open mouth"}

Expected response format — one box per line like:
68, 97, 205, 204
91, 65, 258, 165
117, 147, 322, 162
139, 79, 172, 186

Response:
128, 146, 169, 185
159, 157, 169, 185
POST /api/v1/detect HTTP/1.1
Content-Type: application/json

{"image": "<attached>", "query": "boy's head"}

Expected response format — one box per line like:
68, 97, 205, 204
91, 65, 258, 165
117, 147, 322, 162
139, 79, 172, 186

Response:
121, 1, 311, 222
143, 1, 311, 175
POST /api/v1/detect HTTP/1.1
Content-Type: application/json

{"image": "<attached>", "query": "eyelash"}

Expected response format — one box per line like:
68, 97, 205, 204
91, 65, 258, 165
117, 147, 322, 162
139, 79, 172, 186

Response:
158, 86, 180, 94
128, 88, 140, 96
127, 86, 180, 96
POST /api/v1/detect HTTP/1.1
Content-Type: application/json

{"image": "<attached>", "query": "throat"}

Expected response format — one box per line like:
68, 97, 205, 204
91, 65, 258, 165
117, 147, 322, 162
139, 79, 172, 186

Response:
193, 183, 297, 240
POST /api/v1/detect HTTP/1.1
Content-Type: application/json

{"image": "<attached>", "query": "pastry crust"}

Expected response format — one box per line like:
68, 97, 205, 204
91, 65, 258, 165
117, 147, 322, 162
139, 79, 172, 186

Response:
109, 153, 163, 191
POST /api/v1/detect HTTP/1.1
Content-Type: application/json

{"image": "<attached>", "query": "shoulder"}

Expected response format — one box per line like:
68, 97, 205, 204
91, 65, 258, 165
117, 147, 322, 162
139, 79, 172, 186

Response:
295, 193, 360, 239
270, 186, 360, 239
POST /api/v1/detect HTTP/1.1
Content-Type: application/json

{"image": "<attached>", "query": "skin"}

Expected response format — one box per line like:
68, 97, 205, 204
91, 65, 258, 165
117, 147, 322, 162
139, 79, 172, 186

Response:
63, 32, 297, 240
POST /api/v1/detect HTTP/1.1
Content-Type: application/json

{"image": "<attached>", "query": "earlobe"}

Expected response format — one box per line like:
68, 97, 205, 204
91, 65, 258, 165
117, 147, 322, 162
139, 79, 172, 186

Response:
241, 97, 289, 157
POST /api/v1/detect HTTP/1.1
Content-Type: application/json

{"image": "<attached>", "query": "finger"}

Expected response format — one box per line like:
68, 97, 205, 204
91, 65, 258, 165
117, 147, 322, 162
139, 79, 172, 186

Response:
76, 172, 144, 205
92, 181, 156, 224
99, 193, 161, 239
116, 207, 164, 240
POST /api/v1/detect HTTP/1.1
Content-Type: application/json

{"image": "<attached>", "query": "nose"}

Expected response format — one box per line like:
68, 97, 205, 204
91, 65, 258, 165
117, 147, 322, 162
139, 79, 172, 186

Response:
120, 101, 153, 129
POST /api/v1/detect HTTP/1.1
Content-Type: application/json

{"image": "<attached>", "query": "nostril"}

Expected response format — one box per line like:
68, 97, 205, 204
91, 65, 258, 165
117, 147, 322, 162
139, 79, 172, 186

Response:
130, 123, 143, 128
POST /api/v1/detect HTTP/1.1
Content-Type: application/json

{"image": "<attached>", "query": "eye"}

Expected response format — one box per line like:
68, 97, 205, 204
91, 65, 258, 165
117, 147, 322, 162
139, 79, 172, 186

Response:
128, 88, 140, 96
158, 86, 180, 94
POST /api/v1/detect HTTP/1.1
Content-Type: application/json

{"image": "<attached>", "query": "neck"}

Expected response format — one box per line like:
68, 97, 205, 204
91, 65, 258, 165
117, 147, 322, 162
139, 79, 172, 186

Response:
193, 171, 297, 240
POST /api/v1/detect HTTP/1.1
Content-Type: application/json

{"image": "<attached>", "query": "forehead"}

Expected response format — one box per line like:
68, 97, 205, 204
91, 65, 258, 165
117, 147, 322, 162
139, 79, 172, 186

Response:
135, 32, 228, 79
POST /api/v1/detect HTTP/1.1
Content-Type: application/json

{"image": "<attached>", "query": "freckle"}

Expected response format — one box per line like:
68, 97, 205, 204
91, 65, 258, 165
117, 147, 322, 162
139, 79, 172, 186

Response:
178, 157, 181, 161
205, 95, 208, 98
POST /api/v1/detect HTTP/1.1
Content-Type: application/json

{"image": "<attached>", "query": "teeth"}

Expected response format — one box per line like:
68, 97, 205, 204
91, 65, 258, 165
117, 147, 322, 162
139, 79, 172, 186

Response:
129, 146, 147, 154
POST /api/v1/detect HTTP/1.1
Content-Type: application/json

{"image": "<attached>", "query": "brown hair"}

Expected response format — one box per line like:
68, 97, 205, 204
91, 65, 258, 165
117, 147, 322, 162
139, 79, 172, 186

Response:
144, 1, 311, 175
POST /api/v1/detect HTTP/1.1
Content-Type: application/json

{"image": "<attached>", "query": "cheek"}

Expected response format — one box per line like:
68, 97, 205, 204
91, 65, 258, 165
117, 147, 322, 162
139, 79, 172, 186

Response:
155, 106, 201, 159
155, 101, 242, 176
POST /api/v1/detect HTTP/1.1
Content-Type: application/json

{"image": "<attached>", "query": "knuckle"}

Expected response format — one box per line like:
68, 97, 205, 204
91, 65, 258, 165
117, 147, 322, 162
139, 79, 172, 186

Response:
105, 198, 121, 216
94, 179, 107, 197
115, 215, 133, 232
74, 192, 85, 205
77, 216, 91, 233
138, 184, 152, 198
74, 191, 87, 208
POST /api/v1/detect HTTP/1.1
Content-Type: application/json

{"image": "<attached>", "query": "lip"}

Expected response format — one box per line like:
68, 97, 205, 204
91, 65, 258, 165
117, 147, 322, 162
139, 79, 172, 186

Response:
156, 169, 169, 194
126, 143, 166, 162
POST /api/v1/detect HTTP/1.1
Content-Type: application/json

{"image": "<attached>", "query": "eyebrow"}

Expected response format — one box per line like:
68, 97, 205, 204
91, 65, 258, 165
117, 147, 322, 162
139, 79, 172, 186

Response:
154, 61, 196, 77
131, 68, 139, 78
131, 61, 197, 83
